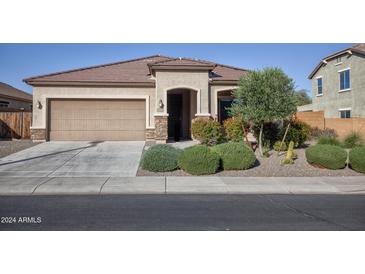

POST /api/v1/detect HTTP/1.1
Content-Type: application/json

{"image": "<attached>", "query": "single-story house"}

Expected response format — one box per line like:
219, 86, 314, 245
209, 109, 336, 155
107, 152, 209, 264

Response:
0, 82, 33, 111
24, 55, 248, 142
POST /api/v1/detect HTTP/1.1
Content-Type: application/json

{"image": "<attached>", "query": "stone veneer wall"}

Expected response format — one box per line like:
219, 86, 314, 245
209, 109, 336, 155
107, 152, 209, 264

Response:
154, 115, 168, 142
30, 128, 46, 141
145, 128, 155, 141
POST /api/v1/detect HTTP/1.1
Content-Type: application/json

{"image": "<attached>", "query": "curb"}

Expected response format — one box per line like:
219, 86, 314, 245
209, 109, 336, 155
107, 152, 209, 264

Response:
0, 176, 365, 196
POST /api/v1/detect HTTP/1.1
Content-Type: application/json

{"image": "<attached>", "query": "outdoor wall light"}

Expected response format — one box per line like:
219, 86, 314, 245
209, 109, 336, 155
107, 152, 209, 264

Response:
36, 101, 42, 109
158, 99, 164, 109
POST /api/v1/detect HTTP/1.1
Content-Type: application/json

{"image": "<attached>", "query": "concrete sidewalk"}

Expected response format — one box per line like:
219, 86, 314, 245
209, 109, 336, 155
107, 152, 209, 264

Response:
0, 176, 364, 195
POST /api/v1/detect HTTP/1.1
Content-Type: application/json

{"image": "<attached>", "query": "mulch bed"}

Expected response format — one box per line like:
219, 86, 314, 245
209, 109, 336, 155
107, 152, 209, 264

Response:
137, 143, 364, 177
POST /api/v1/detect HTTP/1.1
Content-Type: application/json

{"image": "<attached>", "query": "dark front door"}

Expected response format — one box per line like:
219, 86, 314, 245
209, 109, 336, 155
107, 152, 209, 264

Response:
167, 94, 182, 141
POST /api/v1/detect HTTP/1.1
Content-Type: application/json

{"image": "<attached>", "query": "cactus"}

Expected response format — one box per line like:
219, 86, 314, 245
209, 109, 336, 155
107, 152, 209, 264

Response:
281, 141, 295, 165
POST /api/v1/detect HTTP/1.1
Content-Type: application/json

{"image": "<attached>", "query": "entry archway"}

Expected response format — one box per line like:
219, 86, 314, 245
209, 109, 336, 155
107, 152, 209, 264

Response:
166, 88, 198, 141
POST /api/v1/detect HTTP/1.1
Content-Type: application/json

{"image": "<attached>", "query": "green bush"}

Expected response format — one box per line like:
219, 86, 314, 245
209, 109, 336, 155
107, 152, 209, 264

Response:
212, 142, 256, 170
273, 141, 287, 151
141, 144, 182, 172
191, 118, 223, 146
342, 132, 364, 149
252, 122, 280, 147
223, 117, 247, 142
317, 136, 341, 146
178, 145, 220, 175
278, 120, 310, 148
305, 144, 347, 170
191, 118, 206, 141
349, 146, 365, 174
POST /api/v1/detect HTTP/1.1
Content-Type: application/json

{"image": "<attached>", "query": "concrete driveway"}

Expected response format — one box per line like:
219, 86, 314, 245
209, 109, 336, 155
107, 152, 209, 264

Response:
0, 141, 145, 177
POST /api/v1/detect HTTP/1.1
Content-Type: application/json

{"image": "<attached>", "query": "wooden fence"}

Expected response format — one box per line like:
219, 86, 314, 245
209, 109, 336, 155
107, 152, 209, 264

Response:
296, 111, 365, 139
0, 111, 32, 139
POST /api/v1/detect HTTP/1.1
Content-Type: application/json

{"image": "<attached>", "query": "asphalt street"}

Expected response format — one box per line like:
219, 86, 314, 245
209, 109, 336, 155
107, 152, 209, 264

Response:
0, 194, 364, 230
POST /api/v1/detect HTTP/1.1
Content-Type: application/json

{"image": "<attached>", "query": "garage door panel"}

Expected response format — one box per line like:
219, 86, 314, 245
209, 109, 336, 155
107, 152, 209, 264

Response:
49, 99, 146, 141
50, 100, 145, 109
51, 119, 146, 131
51, 110, 145, 120
50, 130, 145, 141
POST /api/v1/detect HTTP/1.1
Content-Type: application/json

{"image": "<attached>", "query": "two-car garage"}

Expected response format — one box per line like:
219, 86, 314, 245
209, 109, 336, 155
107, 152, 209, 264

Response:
48, 99, 146, 141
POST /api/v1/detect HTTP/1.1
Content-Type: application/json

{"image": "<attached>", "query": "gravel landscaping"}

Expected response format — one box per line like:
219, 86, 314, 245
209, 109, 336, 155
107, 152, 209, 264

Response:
137, 142, 364, 177
0, 140, 39, 158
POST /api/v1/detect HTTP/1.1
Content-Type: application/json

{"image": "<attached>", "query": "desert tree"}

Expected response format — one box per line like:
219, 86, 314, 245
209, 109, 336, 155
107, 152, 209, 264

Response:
294, 89, 312, 106
230, 67, 297, 156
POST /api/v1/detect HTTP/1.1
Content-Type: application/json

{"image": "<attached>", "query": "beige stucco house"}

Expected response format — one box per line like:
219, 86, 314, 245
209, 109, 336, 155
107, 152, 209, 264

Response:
24, 55, 247, 142
0, 82, 32, 111
299, 43, 365, 118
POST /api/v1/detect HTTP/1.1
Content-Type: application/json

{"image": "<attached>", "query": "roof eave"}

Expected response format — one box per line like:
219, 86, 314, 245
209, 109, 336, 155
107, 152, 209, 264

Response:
0, 93, 32, 103
25, 80, 156, 88
23, 54, 169, 83
308, 47, 365, 79
210, 79, 239, 85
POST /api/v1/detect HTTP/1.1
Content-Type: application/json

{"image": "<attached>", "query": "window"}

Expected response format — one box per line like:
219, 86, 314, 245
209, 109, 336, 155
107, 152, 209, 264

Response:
317, 77, 323, 95
339, 69, 350, 90
218, 98, 234, 124
0, 101, 9, 107
339, 109, 351, 119
336, 57, 342, 63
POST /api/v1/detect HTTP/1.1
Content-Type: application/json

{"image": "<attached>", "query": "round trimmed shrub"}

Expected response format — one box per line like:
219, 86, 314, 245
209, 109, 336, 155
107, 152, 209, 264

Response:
212, 142, 256, 170
305, 144, 347, 170
191, 118, 206, 141
141, 144, 182, 172
223, 117, 247, 142
191, 118, 223, 146
178, 145, 220, 175
349, 146, 365, 174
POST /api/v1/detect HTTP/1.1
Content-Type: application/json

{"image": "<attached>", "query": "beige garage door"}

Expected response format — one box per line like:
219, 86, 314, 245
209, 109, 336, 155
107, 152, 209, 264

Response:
49, 99, 146, 141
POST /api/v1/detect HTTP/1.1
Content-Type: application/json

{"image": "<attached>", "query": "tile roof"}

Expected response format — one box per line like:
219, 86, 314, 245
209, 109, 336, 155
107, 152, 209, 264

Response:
352, 43, 365, 53
150, 57, 215, 66
211, 64, 249, 81
24, 55, 248, 85
0, 82, 32, 101
25, 55, 170, 84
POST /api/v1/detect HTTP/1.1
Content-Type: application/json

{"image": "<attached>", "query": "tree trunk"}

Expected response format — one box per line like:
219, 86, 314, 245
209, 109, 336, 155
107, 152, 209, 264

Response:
278, 123, 290, 156
259, 123, 264, 157
242, 123, 249, 143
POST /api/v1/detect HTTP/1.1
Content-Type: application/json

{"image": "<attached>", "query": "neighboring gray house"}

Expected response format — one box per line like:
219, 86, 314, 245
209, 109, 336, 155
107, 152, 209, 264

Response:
298, 43, 365, 118
0, 82, 33, 111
